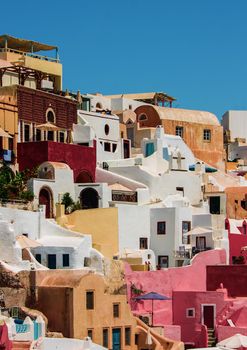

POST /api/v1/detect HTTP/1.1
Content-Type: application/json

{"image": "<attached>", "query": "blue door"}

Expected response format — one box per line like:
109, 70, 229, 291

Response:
112, 328, 121, 350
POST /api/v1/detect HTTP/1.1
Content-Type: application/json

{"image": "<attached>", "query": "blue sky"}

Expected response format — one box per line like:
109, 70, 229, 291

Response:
2, 0, 247, 118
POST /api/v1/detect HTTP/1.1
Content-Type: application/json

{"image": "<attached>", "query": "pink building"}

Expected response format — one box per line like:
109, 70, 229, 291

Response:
125, 249, 247, 348
225, 218, 247, 264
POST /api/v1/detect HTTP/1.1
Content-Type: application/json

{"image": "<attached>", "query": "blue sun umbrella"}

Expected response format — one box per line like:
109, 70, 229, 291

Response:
133, 292, 171, 326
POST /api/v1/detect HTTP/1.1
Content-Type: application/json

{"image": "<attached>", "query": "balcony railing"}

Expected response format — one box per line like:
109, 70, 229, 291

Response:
0, 48, 59, 63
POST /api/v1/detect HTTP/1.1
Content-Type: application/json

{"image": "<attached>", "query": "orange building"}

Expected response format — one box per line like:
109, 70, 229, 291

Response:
35, 269, 183, 350
133, 105, 225, 170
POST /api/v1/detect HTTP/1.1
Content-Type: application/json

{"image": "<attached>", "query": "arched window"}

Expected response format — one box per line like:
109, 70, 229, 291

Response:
138, 113, 148, 121
104, 124, 110, 135
46, 108, 55, 123
96, 102, 103, 109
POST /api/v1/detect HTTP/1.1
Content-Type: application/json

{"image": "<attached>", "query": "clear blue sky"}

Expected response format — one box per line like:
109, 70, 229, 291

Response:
2, 0, 247, 119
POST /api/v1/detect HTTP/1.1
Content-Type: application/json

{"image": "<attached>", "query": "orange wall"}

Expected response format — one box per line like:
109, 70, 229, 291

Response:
226, 187, 247, 219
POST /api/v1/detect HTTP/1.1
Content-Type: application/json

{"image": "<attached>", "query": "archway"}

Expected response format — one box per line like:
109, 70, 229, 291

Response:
80, 188, 99, 209
39, 187, 53, 218
75, 170, 93, 183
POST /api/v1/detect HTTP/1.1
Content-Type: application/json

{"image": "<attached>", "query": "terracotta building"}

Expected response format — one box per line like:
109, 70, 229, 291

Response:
133, 105, 225, 170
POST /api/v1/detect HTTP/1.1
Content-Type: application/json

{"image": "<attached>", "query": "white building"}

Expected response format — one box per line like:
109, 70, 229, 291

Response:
221, 110, 247, 142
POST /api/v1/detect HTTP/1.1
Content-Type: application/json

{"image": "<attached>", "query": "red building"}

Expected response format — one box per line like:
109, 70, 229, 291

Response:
18, 141, 96, 182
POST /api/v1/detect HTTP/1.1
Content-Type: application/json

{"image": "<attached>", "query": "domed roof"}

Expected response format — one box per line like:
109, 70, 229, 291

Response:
152, 106, 220, 126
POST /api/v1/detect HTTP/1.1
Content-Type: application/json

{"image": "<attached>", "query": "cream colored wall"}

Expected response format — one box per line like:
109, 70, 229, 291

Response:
64, 208, 119, 258
0, 52, 62, 90
73, 273, 137, 350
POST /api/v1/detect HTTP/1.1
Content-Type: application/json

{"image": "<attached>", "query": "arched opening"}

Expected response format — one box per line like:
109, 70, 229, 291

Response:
39, 187, 53, 218
80, 188, 99, 209
96, 102, 103, 109
75, 170, 93, 183
46, 108, 55, 123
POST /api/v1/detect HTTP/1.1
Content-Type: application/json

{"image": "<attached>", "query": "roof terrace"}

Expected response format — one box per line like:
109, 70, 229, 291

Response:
0, 34, 59, 63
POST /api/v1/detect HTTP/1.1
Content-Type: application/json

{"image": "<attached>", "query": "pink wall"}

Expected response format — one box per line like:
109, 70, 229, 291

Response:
126, 250, 226, 331
225, 219, 247, 264
217, 325, 247, 341
173, 291, 227, 347
17, 141, 96, 182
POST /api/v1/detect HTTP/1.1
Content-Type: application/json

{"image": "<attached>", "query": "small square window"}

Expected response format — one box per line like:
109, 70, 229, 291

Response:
87, 329, 93, 339
139, 237, 148, 249
186, 308, 195, 318
86, 291, 94, 310
63, 254, 70, 267
104, 142, 111, 152
203, 129, 211, 141
157, 221, 166, 235
35, 254, 41, 263
176, 126, 184, 138
125, 327, 131, 346
113, 303, 120, 318
103, 329, 109, 348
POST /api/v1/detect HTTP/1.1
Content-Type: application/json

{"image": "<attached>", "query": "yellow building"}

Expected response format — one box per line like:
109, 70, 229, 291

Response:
57, 207, 119, 258
0, 34, 62, 91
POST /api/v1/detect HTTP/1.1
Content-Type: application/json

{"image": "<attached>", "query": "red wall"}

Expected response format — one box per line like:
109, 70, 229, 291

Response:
17, 141, 96, 182
225, 219, 247, 264
207, 265, 247, 297
17, 86, 77, 129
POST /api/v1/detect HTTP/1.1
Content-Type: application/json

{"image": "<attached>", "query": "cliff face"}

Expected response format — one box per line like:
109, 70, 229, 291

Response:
0, 269, 30, 307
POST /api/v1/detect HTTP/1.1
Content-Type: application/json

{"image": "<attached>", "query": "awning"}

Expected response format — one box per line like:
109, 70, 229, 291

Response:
0, 128, 12, 138
184, 226, 212, 236
16, 235, 42, 249
0, 34, 57, 52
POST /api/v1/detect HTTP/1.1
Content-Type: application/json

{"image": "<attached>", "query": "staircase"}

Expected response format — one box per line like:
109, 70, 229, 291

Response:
12, 341, 32, 350
207, 328, 216, 347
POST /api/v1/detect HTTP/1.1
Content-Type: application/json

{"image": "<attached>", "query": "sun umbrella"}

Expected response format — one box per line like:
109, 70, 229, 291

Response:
133, 292, 171, 326
36, 122, 60, 131
217, 333, 247, 348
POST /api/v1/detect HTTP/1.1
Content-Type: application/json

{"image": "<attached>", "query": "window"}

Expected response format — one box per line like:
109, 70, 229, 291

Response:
8, 137, 13, 151
196, 236, 206, 250
86, 291, 94, 310
203, 129, 211, 141
186, 308, 195, 318
35, 254, 41, 263
138, 113, 148, 121
96, 102, 102, 109
103, 329, 109, 348
104, 142, 111, 152
59, 132, 65, 143
47, 131, 54, 141
176, 187, 184, 196
129, 105, 132, 110
87, 329, 93, 340
158, 255, 169, 268
139, 237, 148, 249
24, 124, 30, 142
63, 254, 70, 267
36, 129, 41, 141
121, 131, 124, 138
46, 109, 55, 123
182, 221, 191, 244
157, 221, 166, 235
113, 303, 120, 318
112, 143, 117, 153
135, 334, 139, 345
176, 126, 184, 138
125, 327, 131, 346
104, 124, 110, 135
